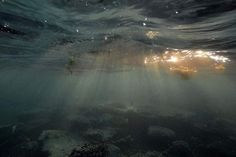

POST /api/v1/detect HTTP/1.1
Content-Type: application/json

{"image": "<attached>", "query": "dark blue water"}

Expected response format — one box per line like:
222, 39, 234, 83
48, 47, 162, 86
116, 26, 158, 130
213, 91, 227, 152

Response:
0, 0, 236, 157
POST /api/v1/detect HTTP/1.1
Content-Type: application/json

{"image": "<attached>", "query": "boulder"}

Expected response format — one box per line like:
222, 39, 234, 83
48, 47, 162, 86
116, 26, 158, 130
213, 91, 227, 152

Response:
148, 126, 176, 138
160, 140, 193, 157
39, 130, 82, 157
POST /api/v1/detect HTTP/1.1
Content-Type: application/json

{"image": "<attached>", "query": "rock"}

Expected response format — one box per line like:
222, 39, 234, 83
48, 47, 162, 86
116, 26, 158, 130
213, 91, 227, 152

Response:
84, 127, 116, 141
160, 140, 193, 157
69, 143, 121, 157
172, 140, 190, 148
148, 126, 176, 138
130, 151, 160, 157
205, 140, 236, 157
0, 124, 46, 157
0, 123, 24, 136
39, 130, 83, 157
68, 115, 91, 133
69, 143, 109, 157
107, 144, 121, 157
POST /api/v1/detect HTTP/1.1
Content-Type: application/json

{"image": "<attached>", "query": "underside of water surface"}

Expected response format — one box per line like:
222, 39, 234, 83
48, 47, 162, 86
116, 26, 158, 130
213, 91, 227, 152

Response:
0, 0, 236, 157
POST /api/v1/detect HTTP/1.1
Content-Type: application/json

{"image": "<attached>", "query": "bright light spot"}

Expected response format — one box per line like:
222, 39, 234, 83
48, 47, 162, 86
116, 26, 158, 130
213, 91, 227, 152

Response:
144, 58, 148, 64
104, 36, 108, 40
167, 56, 178, 63
144, 49, 230, 76
214, 64, 225, 70
170, 66, 197, 73
146, 31, 159, 39
209, 55, 230, 63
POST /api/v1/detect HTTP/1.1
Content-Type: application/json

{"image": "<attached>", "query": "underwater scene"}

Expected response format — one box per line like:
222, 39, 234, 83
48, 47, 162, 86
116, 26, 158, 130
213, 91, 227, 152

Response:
0, 0, 236, 157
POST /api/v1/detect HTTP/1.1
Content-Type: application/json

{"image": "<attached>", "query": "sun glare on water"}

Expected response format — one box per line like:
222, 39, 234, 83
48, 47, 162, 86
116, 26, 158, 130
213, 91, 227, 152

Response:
144, 49, 230, 77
